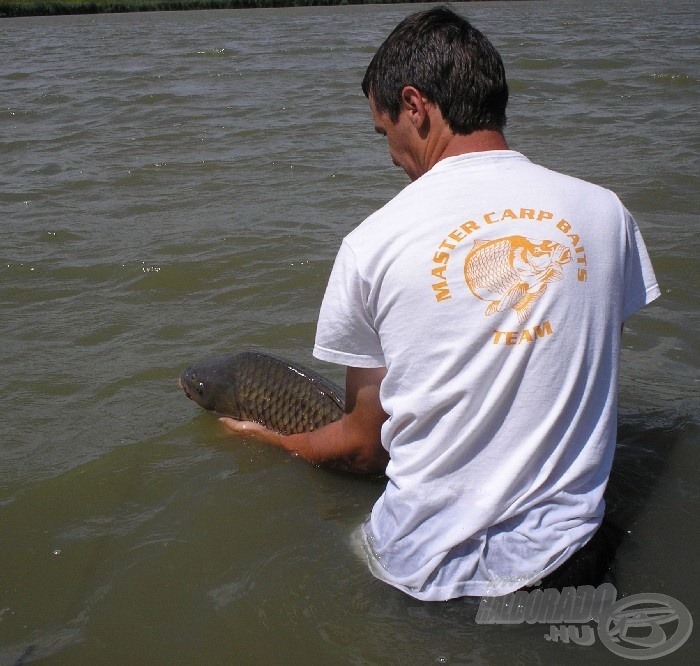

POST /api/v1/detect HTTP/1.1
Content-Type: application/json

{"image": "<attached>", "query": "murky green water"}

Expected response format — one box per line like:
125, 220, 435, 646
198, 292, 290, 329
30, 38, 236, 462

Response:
1, 1, 698, 663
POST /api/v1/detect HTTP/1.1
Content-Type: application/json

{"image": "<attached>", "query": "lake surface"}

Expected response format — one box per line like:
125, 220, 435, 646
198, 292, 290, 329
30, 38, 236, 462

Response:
1, 1, 698, 663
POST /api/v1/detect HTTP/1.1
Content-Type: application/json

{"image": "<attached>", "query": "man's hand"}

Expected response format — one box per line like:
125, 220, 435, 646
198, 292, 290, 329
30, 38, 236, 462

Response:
218, 417, 283, 447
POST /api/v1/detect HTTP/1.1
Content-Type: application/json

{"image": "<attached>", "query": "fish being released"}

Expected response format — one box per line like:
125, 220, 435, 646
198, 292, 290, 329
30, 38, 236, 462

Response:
464, 235, 572, 324
179, 351, 345, 435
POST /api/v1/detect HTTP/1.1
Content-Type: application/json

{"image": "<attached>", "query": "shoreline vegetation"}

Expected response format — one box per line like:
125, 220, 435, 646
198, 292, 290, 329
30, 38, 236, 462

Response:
0, 0, 470, 19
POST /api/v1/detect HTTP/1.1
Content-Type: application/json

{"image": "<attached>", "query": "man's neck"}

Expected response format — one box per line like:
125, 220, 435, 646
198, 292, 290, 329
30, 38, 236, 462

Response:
439, 129, 510, 161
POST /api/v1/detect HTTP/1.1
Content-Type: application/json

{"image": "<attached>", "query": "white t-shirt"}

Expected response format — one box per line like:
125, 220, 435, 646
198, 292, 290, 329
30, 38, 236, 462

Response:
313, 151, 660, 601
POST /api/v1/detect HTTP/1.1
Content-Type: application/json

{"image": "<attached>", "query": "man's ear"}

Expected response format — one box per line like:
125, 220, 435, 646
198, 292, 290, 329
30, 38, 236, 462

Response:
400, 85, 429, 129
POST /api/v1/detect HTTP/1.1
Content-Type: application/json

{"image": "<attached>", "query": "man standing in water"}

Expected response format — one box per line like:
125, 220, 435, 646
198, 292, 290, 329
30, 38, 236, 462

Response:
220, 6, 659, 600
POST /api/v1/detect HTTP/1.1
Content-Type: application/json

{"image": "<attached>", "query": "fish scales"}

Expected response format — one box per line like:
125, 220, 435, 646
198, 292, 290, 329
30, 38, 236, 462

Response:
467, 238, 518, 293
179, 351, 345, 435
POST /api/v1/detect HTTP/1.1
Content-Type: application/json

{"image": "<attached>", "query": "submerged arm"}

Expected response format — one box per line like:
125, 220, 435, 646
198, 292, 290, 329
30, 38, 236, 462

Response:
218, 366, 389, 474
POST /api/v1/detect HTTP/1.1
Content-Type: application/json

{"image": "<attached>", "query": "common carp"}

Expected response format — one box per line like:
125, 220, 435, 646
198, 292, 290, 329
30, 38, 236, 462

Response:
464, 235, 572, 324
179, 351, 345, 435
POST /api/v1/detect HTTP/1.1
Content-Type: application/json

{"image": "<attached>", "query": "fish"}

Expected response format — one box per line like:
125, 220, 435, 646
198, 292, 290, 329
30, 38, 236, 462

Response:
463, 235, 572, 324
179, 351, 345, 435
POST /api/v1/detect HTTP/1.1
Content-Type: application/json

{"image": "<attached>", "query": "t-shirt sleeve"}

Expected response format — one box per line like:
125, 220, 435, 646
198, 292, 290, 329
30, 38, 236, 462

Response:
622, 209, 661, 321
313, 240, 386, 368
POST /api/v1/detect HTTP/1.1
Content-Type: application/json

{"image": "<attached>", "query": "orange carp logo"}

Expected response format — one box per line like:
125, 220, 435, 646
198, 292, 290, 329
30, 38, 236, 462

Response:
464, 235, 572, 324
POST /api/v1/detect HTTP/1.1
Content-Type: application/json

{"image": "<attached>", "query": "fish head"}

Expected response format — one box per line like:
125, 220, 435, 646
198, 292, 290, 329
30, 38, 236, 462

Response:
179, 355, 242, 415
517, 238, 571, 272
547, 241, 572, 266
179, 366, 215, 410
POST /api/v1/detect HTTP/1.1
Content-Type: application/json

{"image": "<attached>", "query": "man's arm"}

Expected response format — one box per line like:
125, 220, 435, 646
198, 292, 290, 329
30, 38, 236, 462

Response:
218, 366, 389, 474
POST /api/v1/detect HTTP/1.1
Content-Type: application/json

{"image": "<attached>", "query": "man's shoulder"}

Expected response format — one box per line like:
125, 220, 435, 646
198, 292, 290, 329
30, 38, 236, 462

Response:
519, 156, 619, 196
344, 150, 625, 250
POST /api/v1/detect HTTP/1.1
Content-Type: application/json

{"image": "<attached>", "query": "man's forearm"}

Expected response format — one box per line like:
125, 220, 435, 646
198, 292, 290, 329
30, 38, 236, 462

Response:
219, 415, 389, 474
276, 417, 389, 473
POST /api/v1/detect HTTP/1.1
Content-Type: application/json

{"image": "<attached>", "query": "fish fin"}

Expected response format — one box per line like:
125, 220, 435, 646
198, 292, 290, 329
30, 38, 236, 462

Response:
542, 267, 564, 283
514, 284, 548, 324
485, 300, 501, 316
501, 282, 529, 312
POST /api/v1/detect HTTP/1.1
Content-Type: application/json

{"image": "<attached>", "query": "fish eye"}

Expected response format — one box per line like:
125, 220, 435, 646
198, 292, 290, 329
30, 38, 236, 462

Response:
196, 382, 205, 395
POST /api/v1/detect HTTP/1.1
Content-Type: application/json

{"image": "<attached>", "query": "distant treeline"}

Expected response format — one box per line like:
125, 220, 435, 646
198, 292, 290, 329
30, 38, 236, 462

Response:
1, 0, 446, 19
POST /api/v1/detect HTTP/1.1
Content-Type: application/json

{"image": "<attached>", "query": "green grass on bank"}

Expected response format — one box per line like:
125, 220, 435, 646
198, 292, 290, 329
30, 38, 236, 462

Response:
0, 0, 425, 18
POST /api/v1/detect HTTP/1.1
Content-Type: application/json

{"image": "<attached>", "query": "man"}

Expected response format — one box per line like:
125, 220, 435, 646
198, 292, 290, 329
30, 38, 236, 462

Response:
220, 6, 659, 601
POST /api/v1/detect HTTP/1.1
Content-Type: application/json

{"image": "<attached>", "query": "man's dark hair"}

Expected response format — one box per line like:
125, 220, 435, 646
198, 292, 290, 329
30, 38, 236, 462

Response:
362, 6, 508, 134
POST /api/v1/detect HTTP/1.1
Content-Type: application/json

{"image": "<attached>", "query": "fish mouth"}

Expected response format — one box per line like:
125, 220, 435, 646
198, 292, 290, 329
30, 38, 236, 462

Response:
179, 377, 193, 400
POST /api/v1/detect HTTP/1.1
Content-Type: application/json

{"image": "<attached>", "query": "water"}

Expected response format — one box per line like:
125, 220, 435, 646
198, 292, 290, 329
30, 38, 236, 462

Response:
1, 1, 698, 663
